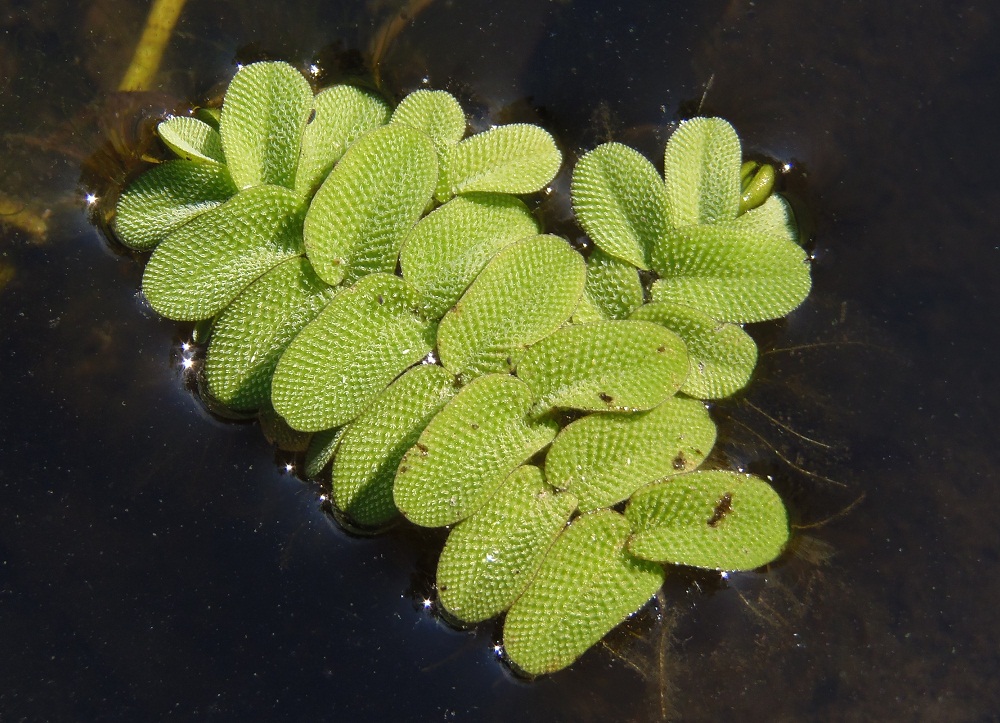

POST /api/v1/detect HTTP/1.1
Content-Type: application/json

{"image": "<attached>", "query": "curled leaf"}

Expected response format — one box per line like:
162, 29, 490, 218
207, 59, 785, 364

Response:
157, 116, 225, 164
304, 426, 345, 479
626, 470, 790, 571
393, 374, 558, 528
271, 273, 435, 432
437, 465, 577, 623
663, 117, 742, 226
304, 123, 438, 285
503, 510, 665, 676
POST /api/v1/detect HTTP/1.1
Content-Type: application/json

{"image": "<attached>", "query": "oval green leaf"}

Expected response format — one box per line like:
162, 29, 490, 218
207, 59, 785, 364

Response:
203, 257, 334, 410
571, 142, 668, 269
399, 193, 540, 319
630, 301, 758, 399
157, 116, 225, 163
438, 124, 561, 200
393, 373, 558, 528
390, 89, 466, 147
332, 364, 456, 528
516, 320, 688, 415
437, 234, 585, 381
220, 61, 313, 190
142, 184, 307, 320
663, 116, 742, 227
304, 123, 438, 286
294, 85, 391, 197
626, 470, 790, 571
649, 223, 812, 323
503, 510, 665, 676
437, 465, 577, 624
581, 246, 644, 320
271, 273, 435, 432
732, 193, 799, 243
545, 396, 717, 512
114, 160, 237, 250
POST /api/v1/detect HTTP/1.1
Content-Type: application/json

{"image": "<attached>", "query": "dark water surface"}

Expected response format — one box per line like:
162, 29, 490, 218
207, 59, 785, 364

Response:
3, 1, 999, 719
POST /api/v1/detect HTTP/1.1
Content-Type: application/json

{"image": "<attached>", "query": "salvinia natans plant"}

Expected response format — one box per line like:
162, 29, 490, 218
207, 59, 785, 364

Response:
112, 61, 812, 676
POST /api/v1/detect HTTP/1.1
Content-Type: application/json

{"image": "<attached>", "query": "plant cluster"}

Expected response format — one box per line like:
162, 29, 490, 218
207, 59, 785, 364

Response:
113, 61, 811, 675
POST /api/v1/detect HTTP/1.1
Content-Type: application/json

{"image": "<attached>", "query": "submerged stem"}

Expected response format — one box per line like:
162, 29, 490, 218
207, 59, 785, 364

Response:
118, 0, 189, 92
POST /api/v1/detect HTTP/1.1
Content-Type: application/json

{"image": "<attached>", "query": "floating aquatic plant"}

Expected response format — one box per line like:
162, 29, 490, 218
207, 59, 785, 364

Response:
112, 61, 811, 676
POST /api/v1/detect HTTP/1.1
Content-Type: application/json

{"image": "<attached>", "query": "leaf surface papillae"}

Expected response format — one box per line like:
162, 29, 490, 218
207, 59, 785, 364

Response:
113, 61, 813, 675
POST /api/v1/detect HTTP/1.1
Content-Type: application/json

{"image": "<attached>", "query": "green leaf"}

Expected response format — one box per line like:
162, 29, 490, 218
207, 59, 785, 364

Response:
545, 395, 716, 511
438, 124, 561, 200
515, 320, 688, 415
626, 470, 790, 571
114, 160, 237, 250
304, 123, 438, 286
304, 426, 345, 478
437, 234, 585, 381
294, 85, 391, 197
630, 301, 758, 399
220, 61, 313, 189
390, 89, 466, 147
571, 142, 668, 269
142, 185, 307, 320
732, 193, 799, 243
331, 364, 456, 528
259, 400, 311, 452
399, 193, 540, 319
437, 465, 577, 624
157, 116, 225, 163
570, 292, 606, 324
271, 273, 435, 432
503, 510, 665, 676
203, 257, 334, 410
663, 117, 742, 226
581, 247, 644, 320
393, 373, 558, 528
649, 223, 812, 323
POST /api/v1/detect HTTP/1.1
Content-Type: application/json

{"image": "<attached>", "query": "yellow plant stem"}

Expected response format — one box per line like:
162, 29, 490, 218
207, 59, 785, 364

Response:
118, 0, 188, 92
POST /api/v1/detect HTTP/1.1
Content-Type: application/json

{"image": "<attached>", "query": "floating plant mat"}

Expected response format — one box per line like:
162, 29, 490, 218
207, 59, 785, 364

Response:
109, 61, 812, 676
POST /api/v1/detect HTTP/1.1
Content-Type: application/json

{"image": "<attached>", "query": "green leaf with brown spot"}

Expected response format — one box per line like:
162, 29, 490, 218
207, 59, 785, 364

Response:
626, 470, 790, 571
331, 364, 456, 528
545, 396, 717, 512
437, 465, 577, 624
142, 184, 307, 320
270, 273, 435, 432
393, 374, 557, 528
503, 510, 664, 676
304, 123, 438, 285
204, 257, 335, 410
220, 61, 313, 189
437, 235, 585, 381
516, 320, 688, 415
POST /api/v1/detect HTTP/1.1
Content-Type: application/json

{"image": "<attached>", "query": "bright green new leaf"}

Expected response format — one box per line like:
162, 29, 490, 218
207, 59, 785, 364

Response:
731, 193, 799, 243
270, 273, 435, 432
663, 117, 742, 226
503, 510, 665, 676
571, 142, 668, 269
304, 426, 345, 478
393, 374, 558, 528
399, 193, 540, 319
115, 160, 237, 250
631, 301, 758, 399
390, 89, 466, 147
220, 61, 313, 189
437, 465, 577, 624
157, 116, 225, 163
332, 364, 456, 528
626, 470, 790, 571
142, 184, 307, 320
203, 257, 334, 410
437, 124, 561, 200
437, 234, 585, 381
545, 395, 716, 511
294, 85, 392, 197
304, 123, 438, 285
581, 247, 644, 320
649, 223, 812, 323
516, 320, 688, 415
